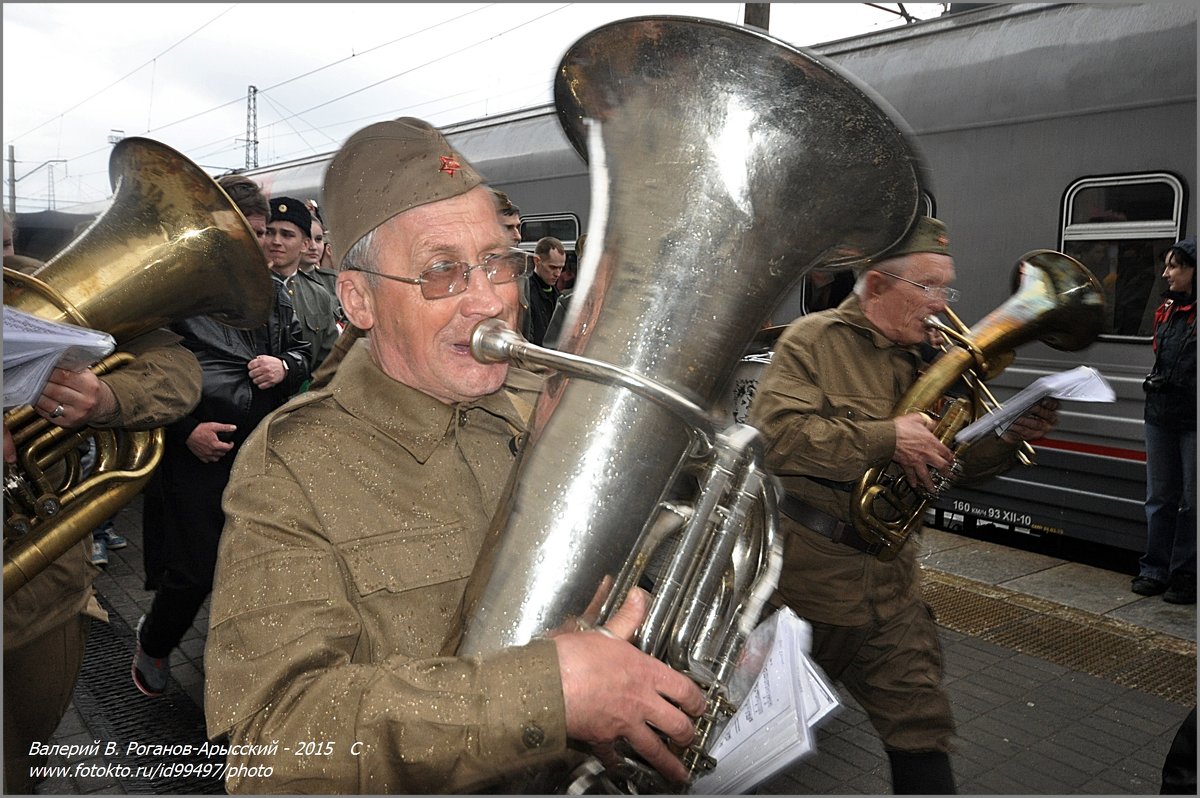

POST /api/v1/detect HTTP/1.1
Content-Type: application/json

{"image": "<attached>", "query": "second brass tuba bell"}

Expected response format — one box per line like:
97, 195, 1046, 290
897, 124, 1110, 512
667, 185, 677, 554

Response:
4, 137, 273, 598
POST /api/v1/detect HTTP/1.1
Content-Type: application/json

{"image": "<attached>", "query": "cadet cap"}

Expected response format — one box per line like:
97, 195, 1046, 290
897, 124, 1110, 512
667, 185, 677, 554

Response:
268, 197, 312, 237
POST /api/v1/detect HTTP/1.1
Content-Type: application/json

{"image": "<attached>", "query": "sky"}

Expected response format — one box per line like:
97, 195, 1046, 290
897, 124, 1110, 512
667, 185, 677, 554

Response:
3, 2, 948, 213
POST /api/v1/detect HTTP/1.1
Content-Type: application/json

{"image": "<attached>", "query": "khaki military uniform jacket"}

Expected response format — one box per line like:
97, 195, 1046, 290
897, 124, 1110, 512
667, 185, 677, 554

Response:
748, 296, 1019, 626
206, 340, 567, 794
4, 328, 203, 650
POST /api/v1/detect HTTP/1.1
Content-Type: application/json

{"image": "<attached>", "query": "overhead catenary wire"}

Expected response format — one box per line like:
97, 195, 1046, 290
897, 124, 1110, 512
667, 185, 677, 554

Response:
8, 4, 239, 146
48, 3, 510, 167
26, 1, 562, 196
154, 3, 572, 170
14, 3, 912, 208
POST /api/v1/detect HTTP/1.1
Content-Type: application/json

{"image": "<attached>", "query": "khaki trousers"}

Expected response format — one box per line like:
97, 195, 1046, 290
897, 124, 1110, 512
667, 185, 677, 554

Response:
808, 599, 955, 753
4, 614, 88, 794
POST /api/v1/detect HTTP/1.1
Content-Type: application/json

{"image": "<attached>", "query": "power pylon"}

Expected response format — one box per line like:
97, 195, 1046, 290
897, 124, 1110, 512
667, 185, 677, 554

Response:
245, 85, 259, 169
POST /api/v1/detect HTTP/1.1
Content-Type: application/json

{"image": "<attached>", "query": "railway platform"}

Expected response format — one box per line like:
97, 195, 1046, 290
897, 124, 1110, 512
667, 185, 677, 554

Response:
30, 496, 1196, 795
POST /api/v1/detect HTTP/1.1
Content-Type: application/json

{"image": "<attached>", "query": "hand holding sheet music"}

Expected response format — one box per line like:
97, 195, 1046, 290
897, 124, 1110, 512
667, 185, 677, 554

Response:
954, 366, 1115, 445
3, 306, 115, 409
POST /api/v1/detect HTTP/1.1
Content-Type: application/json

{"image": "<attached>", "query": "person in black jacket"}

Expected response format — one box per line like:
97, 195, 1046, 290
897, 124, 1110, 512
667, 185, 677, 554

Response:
134, 175, 311, 697
1131, 236, 1196, 604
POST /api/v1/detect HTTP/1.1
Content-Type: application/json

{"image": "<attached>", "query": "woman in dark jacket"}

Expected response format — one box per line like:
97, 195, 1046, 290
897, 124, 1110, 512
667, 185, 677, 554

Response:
1132, 236, 1196, 604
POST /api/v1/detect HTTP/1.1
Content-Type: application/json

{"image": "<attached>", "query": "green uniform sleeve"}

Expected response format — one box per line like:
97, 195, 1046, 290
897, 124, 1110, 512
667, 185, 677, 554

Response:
957, 434, 1022, 483
749, 327, 897, 482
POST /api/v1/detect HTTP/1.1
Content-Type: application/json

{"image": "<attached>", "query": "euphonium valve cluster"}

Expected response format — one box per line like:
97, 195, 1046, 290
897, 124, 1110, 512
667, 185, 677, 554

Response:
3, 137, 272, 598
850, 250, 1106, 561
446, 16, 925, 792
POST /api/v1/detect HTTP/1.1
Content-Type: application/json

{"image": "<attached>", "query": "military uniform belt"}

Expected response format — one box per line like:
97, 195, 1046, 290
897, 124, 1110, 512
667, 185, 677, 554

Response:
777, 492, 882, 556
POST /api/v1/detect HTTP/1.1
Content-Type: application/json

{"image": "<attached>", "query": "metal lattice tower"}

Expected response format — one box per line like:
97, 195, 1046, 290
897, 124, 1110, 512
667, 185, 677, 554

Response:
245, 85, 258, 169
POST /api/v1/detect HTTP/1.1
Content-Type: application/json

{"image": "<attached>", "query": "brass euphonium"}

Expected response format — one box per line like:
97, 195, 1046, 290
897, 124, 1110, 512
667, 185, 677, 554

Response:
850, 250, 1106, 561
3, 137, 272, 598
445, 16, 923, 792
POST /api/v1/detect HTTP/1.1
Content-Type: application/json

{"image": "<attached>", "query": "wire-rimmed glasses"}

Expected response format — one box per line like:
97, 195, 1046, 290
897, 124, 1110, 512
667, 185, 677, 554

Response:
877, 270, 961, 303
350, 248, 531, 300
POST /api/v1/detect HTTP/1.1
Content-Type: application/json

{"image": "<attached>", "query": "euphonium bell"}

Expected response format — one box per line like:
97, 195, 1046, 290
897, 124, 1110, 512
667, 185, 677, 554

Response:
446, 16, 925, 792
850, 250, 1106, 560
3, 137, 273, 598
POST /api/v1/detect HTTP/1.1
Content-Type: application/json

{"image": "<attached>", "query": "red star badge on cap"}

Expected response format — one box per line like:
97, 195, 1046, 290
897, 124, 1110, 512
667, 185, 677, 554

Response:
439, 155, 462, 176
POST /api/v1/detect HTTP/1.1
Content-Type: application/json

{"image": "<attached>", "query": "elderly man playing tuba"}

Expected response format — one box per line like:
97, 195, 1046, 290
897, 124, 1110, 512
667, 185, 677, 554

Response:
204, 118, 705, 794
748, 217, 1060, 794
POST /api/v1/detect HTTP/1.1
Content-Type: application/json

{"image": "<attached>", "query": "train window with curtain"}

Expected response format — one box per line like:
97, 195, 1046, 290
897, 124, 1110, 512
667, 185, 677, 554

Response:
1060, 173, 1185, 339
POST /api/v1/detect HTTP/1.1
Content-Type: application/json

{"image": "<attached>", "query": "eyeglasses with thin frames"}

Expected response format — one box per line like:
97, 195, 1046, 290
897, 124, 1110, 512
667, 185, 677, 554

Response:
350, 248, 531, 300
877, 270, 960, 303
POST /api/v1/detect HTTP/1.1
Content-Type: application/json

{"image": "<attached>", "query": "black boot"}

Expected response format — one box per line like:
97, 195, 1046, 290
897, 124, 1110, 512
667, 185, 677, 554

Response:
887, 750, 957, 794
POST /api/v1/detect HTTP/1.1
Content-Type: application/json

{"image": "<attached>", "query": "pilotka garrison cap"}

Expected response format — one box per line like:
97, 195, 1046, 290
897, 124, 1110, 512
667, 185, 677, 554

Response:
323, 118, 483, 268
856, 216, 951, 273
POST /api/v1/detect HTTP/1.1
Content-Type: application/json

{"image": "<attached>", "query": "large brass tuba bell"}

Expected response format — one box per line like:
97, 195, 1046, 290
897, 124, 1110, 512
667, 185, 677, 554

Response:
4, 137, 273, 598
850, 250, 1106, 561
447, 16, 924, 791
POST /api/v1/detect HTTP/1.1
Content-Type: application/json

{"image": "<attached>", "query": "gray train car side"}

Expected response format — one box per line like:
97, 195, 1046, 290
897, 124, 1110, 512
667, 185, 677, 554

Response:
224, 3, 1199, 552
810, 2, 1196, 552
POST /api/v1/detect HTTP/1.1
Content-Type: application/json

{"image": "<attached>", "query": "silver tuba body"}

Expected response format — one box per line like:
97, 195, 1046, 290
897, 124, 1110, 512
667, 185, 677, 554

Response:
449, 16, 924, 789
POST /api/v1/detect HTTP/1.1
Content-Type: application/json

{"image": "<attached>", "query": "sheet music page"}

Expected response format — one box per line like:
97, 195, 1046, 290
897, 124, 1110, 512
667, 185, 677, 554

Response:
3, 306, 114, 408
709, 628, 800, 755
693, 607, 828, 794
802, 656, 839, 727
955, 366, 1115, 444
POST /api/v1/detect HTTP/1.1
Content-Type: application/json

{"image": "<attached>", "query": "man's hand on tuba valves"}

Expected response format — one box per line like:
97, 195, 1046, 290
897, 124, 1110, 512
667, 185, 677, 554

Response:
34, 365, 119, 429
554, 587, 707, 785
892, 411, 956, 495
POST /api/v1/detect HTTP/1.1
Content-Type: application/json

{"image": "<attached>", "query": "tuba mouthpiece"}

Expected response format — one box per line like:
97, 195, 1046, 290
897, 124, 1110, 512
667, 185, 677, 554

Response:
470, 318, 523, 364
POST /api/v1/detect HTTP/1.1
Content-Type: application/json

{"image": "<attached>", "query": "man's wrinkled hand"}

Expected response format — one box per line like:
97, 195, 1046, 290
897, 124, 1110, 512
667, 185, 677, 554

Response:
893, 412, 954, 493
1002, 397, 1059, 444
186, 422, 237, 463
35, 366, 118, 428
554, 588, 706, 784
248, 355, 286, 389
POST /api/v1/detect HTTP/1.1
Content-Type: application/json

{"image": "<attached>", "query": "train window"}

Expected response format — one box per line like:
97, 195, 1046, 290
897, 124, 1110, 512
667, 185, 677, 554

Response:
519, 214, 580, 247
1061, 173, 1184, 338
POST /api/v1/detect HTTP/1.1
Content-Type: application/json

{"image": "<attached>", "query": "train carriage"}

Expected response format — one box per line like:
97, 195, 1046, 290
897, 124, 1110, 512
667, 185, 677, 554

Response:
18, 2, 1196, 554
